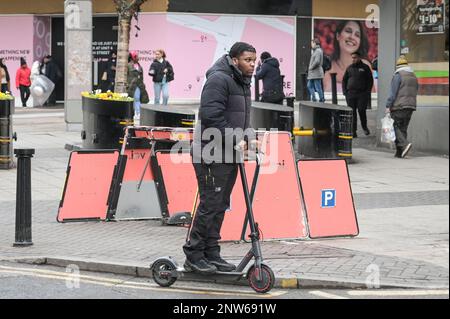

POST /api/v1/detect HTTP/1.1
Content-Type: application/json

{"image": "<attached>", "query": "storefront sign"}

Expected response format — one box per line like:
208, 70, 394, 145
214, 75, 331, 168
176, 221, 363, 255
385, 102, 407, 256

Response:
417, 0, 446, 34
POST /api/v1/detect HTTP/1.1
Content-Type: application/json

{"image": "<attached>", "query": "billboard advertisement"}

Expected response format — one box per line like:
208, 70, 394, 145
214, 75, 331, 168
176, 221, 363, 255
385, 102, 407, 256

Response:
313, 18, 378, 93
417, 0, 446, 34
130, 13, 296, 101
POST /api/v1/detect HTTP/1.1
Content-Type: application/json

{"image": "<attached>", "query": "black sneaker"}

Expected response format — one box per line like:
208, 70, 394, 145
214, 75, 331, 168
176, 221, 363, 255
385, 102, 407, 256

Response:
184, 258, 217, 274
353, 132, 358, 138
401, 143, 412, 158
363, 128, 370, 136
206, 257, 236, 272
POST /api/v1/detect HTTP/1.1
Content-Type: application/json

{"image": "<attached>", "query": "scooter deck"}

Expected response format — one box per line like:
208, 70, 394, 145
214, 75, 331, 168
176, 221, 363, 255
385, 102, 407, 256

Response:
176, 267, 245, 281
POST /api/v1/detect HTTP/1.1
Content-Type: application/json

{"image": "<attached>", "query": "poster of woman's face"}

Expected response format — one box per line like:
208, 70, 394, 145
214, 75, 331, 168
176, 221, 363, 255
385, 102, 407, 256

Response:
314, 19, 378, 93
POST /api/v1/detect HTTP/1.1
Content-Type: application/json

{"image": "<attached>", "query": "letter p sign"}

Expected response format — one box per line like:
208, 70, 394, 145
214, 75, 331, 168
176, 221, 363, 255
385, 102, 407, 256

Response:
321, 189, 336, 208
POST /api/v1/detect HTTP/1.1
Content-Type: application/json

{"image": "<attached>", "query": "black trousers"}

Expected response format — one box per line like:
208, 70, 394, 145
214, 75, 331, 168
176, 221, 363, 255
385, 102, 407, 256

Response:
346, 93, 369, 134
183, 162, 238, 262
46, 89, 56, 105
391, 109, 413, 149
19, 85, 31, 106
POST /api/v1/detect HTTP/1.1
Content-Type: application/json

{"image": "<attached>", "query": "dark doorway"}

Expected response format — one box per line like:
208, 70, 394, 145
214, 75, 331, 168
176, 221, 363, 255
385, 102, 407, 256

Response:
50, 16, 118, 100
92, 16, 118, 91
51, 17, 65, 102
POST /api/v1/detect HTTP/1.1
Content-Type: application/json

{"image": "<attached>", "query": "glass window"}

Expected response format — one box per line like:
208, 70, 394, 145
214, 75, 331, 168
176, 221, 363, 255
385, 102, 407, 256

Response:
400, 0, 449, 106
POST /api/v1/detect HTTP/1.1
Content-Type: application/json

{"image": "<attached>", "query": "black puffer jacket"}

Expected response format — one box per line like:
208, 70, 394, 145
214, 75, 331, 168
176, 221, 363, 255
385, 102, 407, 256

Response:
148, 59, 174, 83
342, 60, 373, 97
192, 55, 254, 164
255, 57, 283, 93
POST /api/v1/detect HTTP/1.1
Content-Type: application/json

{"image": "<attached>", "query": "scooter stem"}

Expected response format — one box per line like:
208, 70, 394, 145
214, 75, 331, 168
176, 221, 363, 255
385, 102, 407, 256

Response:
238, 160, 264, 281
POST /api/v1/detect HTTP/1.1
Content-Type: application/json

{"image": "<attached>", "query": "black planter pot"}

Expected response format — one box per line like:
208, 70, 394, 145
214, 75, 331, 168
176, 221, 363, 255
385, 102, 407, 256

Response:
0, 98, 14, 169
81, 96, 134, 150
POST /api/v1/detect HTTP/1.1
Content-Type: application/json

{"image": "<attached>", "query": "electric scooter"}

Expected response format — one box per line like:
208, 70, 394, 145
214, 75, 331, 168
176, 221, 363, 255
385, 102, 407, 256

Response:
151, 147, 275, 294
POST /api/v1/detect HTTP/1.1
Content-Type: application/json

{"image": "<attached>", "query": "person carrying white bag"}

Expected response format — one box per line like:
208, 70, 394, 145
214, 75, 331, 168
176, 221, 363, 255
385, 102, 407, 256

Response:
385, 56, 418, 158
381, 113, 396, 144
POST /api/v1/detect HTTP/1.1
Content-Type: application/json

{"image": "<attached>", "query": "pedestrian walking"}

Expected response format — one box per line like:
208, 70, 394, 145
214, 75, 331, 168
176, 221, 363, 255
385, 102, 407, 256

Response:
307, 38, 325, 103
0, 58, 10, 93
127, 51, 149, 118
16, 57, 31, 107
148, 49, 174, 105
255, 51, 284, 104
342, 51, 373, 137
385, 56, 418, 158
102, 50, 117, 92
184, 42, 257, 274
30, 60, 41, 83
39, 55, 62, 106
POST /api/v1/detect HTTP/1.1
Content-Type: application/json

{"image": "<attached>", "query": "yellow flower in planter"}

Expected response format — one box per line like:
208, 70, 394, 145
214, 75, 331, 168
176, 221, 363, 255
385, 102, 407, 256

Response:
0, 91, 14, 100
81, 90, 133, 102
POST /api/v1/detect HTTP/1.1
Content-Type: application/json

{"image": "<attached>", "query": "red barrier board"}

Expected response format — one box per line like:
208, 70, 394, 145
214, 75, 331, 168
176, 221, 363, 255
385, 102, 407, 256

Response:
155, 151, 197, 217
297, 159, 359, 239
122, 148, 154, 181
220, 132, 309, 241
57, 150, 119, 222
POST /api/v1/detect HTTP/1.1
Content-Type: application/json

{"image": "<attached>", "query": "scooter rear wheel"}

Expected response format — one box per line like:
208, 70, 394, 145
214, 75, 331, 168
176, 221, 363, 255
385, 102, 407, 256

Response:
152, 259, 177, 287
247, 264, 275, 293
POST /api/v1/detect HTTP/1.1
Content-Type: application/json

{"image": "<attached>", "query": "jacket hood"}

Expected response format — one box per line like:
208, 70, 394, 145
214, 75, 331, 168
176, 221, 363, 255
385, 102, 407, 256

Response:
264, 57, 280, 68
206, 55, 251, 86
395, 66, 414, 74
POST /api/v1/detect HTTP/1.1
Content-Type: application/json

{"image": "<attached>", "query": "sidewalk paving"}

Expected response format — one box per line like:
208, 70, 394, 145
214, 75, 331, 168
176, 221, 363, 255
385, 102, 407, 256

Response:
0, 106, 448, 290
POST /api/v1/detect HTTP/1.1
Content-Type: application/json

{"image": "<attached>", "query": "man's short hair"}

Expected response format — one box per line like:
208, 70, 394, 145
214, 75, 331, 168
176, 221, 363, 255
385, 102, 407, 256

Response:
260, 51, 271, 61
229, 42, 256, 58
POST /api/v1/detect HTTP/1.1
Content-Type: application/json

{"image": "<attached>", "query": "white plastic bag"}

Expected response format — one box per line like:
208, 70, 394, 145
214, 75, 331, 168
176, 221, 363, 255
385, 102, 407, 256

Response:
30, 74, 55, 106
381, 113, 396, 143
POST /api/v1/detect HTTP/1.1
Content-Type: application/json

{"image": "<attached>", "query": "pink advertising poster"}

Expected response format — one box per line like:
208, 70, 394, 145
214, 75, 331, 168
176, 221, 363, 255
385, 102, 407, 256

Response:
33, 16, 51, 64
0, 16, 34, 99
130, 13, 296, 101
0, 15, 50, 104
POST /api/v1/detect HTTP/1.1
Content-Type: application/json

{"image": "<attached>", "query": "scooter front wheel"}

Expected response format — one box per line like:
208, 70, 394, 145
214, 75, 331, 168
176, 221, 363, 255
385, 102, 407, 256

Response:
247, 264, 275, 293
152, 259, 178, 287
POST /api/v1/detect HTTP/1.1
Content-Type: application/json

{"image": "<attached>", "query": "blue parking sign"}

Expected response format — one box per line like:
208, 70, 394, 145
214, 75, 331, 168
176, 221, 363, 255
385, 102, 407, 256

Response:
321, 189, 336, 208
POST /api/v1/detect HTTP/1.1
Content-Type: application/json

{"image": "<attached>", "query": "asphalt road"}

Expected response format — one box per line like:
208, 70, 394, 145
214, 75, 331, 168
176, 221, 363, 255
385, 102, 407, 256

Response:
0, 261, 447, 300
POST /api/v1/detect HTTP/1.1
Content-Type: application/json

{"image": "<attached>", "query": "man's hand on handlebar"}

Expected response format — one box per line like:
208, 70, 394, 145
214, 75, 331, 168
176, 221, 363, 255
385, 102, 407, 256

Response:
249, 139, 261, 152
235, 140, 247, 152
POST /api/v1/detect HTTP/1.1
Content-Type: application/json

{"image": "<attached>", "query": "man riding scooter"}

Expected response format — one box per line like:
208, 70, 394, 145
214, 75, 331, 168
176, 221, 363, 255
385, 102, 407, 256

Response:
184, 42, 258, 274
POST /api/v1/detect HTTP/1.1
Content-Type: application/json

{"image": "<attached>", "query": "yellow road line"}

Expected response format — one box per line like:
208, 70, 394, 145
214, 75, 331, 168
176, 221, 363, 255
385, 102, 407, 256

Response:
0, 265, 285, 298
309, 291, 349, 299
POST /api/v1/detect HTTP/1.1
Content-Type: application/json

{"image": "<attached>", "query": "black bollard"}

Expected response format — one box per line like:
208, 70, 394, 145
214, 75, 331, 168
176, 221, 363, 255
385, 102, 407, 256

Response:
285, 96, 295, 108
13, 148, 35, 247
330, 73, 338, 105
299, 73, 309, 101
254, 75, 260, 102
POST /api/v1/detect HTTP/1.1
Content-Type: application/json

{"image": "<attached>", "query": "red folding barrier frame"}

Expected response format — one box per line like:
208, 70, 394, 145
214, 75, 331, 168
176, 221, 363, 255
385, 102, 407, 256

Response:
114, 126, 194, 221
220, 131, 309, 241
57, 150, 120, 222
154, 151, 197, 220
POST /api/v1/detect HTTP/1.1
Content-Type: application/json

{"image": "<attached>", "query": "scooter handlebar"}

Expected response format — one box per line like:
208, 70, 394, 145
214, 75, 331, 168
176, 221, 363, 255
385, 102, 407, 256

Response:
234, 145, 264, 164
